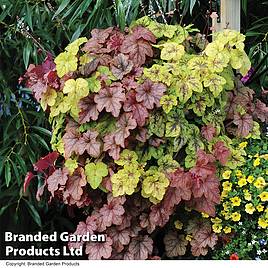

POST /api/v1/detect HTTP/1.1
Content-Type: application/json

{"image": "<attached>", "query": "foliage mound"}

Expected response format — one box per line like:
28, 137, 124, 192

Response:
23, 16, 268, 259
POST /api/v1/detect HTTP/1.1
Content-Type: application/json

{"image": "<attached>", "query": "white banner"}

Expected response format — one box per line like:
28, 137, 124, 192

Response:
1, 260, 268, 268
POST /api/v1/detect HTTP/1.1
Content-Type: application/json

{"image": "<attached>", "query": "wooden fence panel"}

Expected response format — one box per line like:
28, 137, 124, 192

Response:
213, 0, 241, 32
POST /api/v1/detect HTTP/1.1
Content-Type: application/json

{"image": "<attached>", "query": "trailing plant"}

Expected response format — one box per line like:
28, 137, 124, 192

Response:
212, 138, 268, 260
22, 16, 268, 259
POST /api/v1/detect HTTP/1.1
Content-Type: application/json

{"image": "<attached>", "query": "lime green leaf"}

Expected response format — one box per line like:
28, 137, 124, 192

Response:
141, 168, 169, 204
55, 51, 78, 78
66, 37, 87, 55
111, 165, 141, 197
87, 76, 101, 93
160, 95, 178, 113
65, 158, 78, 175
159, 43, 185, 61
85, 162, 108, 189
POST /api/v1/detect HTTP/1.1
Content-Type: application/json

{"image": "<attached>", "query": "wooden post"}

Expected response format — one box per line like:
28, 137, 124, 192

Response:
213, 0, 241, 32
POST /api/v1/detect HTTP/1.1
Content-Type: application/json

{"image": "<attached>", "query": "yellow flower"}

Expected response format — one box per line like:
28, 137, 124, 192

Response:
231, 212, 241, 222
186, 234, 193, 241
239, 141, 248, 149
245, 203, 255, 214
235, 170, 243, 177
254, 177, 266, 189
211, 217, 222, 224
253, 158, 261, 167
223, 226, 232, 234
230, 196, 241, 206
238, 178, 247, 187
259, 192, 268, 202
221, 190, 228, 200
254, 153, 259, 158
220, 210, 227, 216
258, 218, 268, 229
212, 223, 222, 233
224, 213, 231, 220
222, 170, 232, 180
174, 220, 183, 230
260, 154, 268, 160
222, 181, 232, 191
223, 202, 230, 211
201, 212, 209, 218
256, 204, 264, 212
243, 190, 252, 201
247, 175, 254, 183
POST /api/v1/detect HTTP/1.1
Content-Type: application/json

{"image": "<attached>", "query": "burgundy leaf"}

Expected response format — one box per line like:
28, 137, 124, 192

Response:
121, 35, 154, 66
107, 31, 125, 52
47, 168, 69, 196
131, 26, 156, 43
190, 150, 216, 180
76, 130, 101, 157
191, 176, 220, 204
107, 227, 131, 253
69, 216, 98, 249
253, 99, 268, 122
213, 141, 231, 165
139, 213, 156, 234
233, 112, 253, 137
23, 172, 34, 192
62, 128, 81, 159
22, 54, 58, 101
64, 167, 87, 201
201, 124, 216, 141
31, 81, 48, 102
98, 200, 125, 228
103, 133, 121, 160
75, 216, 98, 236
190, 225, 218, 256
123, 91, 149, 126
168, 168, 192, 198
128, 235, 153, 260
122, 77, 138, 90
164, 231, 188, 257
136, 79, 166, 109
136, 127, 148, 142
111, 53, 133, 80
78, 95, 99, 123
149, 204, 172, 228
79, 58, 100, 76
190, 196, 217, 217
91, 27, 114, 43
117, 213, 132, 231
33, 152, 59, 172
161, 187, 183, 211
94, 83, 125, 117
114, 113, 137, 147
85, 237, 113, 259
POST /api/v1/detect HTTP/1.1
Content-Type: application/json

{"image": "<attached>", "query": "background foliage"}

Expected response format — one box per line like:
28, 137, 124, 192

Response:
0, 0, 267, 259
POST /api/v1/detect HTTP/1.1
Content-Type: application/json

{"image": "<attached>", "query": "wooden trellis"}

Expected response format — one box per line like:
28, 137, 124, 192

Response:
212, 0, 241, 32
